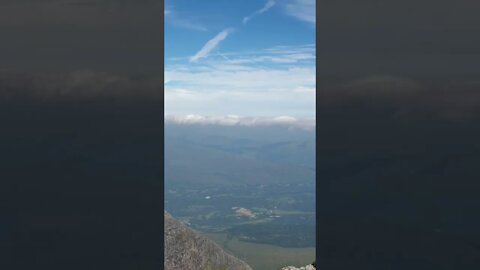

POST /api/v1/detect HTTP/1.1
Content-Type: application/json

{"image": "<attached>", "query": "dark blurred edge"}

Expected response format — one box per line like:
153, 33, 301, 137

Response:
0, 1, 164, 269
316, 1, 480, 269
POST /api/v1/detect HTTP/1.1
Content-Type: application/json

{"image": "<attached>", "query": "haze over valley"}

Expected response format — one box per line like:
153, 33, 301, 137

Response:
164, 117, 315, 269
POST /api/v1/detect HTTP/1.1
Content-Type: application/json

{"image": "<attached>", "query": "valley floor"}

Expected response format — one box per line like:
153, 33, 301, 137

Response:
203, 232, 315, 270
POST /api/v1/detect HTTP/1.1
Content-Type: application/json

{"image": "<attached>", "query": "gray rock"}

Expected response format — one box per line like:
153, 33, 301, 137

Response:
281, 265, 316, 270
164, 211, 253, 270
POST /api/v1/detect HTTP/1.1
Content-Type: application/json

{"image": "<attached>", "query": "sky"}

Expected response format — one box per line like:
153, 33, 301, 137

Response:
165, 0, 316, 118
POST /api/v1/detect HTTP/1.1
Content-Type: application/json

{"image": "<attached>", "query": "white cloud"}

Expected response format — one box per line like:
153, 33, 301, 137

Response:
166, 44, 315, 117
243, 0, 276, 24
166, 67, 314, 91
164, 77, 315, 118
293, 86, 315, 93
164, 4, 207, 31
165, 115, 315, 130
169, 19, 207, 31
232, 53, 314, 64
173, 44, 315, 65
190, 29, 233, 62
284, 0, 315, 24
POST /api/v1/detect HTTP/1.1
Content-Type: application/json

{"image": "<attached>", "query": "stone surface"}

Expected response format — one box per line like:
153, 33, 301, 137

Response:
164, 211, 253, 270
281, 264, 316, 270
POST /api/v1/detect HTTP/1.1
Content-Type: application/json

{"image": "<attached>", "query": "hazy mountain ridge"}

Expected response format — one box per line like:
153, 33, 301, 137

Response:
165, 124, 315, 188
164, 211, 253, 270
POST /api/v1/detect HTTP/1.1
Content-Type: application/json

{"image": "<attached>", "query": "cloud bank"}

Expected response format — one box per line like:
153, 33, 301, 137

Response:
165, 114, 315, 130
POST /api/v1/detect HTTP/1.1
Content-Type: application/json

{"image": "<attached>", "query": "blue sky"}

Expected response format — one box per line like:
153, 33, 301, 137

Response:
165, 0, 315, 119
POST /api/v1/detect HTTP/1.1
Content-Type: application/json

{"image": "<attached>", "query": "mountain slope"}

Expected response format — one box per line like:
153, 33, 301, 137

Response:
164, 211, 253, 270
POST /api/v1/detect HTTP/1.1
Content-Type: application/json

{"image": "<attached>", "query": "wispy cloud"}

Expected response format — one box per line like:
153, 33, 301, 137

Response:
203, 44, 315, 65
243, 0, 276, 24
167, 44, 315, 117
283, 0, 315, 24
188, 0, 314, 63
190, 29, 233, 62
168, 19, 208, 31
164, 4, 207, 31
173, 44, 314, 65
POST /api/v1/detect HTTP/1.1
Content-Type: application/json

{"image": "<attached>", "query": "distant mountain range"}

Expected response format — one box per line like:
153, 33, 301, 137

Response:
165, 123, 315, 189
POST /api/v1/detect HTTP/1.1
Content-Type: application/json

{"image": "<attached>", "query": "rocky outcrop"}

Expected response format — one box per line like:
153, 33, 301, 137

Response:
281, 265, 316, 270
164, 211, 253, 270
